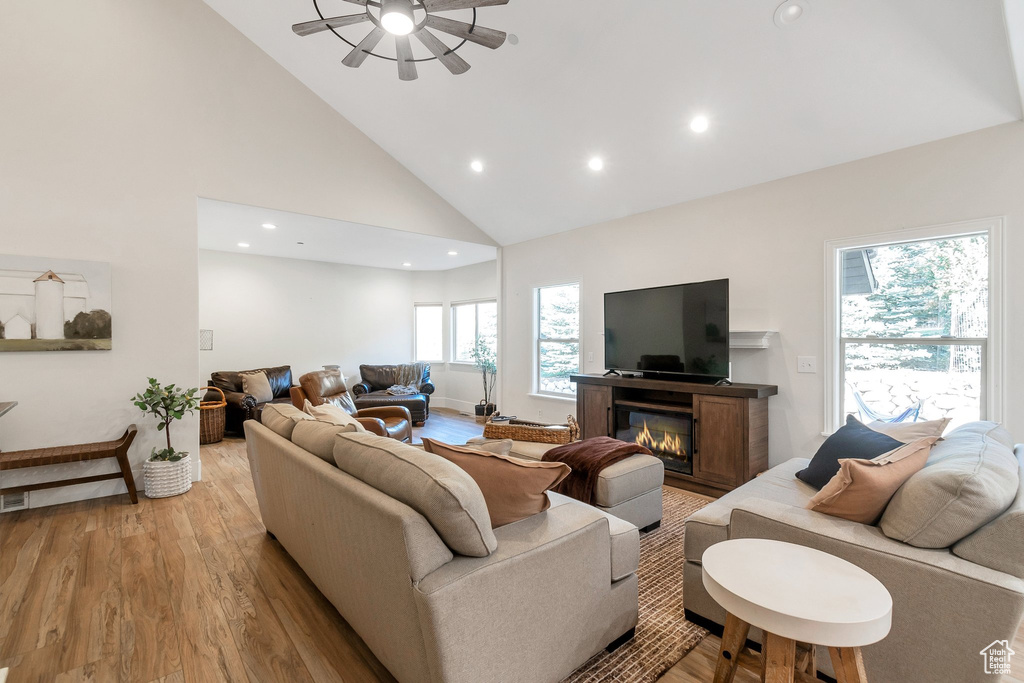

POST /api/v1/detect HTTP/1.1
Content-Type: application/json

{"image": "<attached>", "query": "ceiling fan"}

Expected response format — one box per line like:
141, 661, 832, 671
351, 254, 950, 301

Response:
292, 0, 510, 81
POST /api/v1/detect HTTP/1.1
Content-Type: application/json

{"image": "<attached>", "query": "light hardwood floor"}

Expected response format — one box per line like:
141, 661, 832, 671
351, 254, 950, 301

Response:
2, 408, 1022, 682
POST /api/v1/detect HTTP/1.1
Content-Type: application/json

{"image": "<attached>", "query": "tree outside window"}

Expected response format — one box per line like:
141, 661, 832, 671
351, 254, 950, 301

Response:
453, 301, 497, 363
537, 283, 580, 395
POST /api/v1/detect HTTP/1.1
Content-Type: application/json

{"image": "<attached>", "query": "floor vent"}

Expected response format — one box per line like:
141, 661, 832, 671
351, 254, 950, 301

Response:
0, 492, 28, 512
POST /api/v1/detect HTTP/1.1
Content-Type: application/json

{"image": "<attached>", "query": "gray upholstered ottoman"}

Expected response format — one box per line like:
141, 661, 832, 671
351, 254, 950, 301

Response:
468, 437, 665, 532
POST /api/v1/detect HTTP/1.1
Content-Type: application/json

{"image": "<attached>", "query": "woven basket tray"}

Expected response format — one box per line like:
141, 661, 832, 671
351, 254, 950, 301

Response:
483, 415, 579, 444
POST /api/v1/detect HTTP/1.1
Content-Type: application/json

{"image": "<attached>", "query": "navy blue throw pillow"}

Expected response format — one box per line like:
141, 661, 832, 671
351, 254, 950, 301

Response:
796, 415, 903, 490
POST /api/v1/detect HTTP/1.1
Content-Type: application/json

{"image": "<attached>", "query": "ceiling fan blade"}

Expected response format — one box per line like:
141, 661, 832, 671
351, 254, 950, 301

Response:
342, 26, 386, 68
422, 15, 506, 49
292, 14, 368, 37
423, 0, 508, 11
415, 28, 470, 75
395, 35, 418, 81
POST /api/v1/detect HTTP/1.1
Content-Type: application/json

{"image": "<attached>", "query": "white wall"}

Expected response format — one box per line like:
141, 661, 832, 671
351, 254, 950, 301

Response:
412, 261, 499, 413
0, 0, 489, 508
500, 122, 1024, 466
199, 250, 414, 384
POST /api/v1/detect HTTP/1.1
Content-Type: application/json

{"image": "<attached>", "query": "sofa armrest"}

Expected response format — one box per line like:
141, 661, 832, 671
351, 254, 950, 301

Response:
222, 390, 257, 411
356, 417, 388, 437
728, 498, 1024, 593
289, 386, 307, 410
419, 378, 436, 395
351, 382, 371, 396
356, 405, 413, 422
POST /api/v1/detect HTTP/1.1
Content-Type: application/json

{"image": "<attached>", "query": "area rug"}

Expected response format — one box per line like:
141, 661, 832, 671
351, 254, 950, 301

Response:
564, 487, 711, 683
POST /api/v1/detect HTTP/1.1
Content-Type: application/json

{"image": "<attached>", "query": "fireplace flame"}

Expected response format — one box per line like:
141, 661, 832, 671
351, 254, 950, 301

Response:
634, 419, 686, 456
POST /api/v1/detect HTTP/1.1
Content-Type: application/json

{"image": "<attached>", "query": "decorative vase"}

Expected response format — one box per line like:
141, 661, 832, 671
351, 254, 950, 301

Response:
143, 453, 193, 498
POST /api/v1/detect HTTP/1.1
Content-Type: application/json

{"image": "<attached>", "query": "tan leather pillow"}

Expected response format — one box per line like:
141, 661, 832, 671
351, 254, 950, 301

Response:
303, 399, 366, 432
867, 418, 950, 443
807, 436, 939, 525
240, 370, 273, 403
422, 438, 571, 528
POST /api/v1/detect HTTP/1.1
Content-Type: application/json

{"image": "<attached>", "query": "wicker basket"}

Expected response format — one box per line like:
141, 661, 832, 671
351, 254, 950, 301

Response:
199, 386, 226, 445
483, 415, 580, 444
143, 453, 193, 498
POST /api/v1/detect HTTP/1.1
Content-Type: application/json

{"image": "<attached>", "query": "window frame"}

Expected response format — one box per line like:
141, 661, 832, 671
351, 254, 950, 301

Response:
535, 282, 581, 397
450, 298, 497, 365
824, 218, 1004, 434
413, 302, 444, 363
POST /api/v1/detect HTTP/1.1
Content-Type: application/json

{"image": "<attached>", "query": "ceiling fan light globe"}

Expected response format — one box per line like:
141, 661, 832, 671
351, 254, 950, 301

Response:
381, 0, 415, 35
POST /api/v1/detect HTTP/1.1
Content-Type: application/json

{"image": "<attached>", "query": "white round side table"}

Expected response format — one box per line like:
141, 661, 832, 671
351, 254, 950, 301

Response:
701, 538, 892, 683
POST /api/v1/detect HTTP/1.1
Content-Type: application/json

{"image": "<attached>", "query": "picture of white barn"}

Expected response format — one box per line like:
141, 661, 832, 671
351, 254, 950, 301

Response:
0, 254, 112, 351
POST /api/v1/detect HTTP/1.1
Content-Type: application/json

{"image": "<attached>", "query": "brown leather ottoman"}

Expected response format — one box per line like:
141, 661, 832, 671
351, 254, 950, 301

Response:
353, 392, 429, 425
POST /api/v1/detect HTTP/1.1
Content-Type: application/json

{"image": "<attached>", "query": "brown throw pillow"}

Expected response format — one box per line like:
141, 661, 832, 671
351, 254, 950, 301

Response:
807, 436, 939, 525
867, 418, 950, 443
240, 370, 273, 403
422, 438, 571, 528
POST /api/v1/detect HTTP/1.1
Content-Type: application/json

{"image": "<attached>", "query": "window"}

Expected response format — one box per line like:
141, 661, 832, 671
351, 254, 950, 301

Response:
826, 220, 1002, 433
537, 283, 580, 396
414, 304, 442, 362
452, 300, 497, 363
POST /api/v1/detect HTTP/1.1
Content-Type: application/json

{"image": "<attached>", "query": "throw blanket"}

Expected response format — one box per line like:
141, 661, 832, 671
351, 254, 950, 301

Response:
386, 384, 419, 396
542, 437, 652, 505
394, 362, 427, 388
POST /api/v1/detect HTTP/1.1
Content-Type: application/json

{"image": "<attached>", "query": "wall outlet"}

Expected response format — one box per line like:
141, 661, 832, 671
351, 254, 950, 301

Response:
797, 356, 817, 374
587, 351, 594, 362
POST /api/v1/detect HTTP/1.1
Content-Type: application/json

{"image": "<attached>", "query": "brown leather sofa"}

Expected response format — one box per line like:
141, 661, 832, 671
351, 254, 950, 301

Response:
206, 365, 295, 434
352, 363, 434, 425
290, 369, 412, 443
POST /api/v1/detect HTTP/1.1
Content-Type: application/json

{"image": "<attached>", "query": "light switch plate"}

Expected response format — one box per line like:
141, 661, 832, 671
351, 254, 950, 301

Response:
798, 356, 817, 373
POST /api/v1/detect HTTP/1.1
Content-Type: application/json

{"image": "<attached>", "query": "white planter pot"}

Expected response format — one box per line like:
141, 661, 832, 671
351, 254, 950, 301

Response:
143, 453, 193, 498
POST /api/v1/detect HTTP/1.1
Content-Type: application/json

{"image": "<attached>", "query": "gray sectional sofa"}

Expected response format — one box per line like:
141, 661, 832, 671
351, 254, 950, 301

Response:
246, 404, 640, 683
684, 421, 1024, 683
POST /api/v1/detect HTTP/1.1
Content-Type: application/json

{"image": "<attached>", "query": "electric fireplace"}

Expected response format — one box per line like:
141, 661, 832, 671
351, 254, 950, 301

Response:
614, 407, 693, 475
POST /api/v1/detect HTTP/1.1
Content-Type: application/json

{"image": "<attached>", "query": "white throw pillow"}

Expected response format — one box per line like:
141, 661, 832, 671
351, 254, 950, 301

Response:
240, 370, 273, 403
868, 417, 951, 443
303, 399, 366, 432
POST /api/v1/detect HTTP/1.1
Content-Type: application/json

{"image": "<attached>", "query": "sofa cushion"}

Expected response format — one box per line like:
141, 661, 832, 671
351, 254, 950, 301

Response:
806, 437, 937, 525
291, 419, 357, 463
241, 370, 273, 403
334, 432, 497, 557
880, 422, 1018, 548
548, 491, 639, 581
868, 417, 951, 443
422, 438, 570, 528
952, 448, 1024, 578
796, 415, 903, 489
261, 403, 313, 440
467, 436, 664, 507
684, 458, 814, 563
303, 399, 366, 432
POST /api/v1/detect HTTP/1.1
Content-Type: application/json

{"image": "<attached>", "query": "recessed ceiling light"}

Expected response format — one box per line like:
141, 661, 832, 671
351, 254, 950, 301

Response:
689, 115, 709, 133
470, 160, 484, 173
448, 250, 458, 256
261, 223, 277, 229
774, 1, 807, 28
238, 242, 250, 248
402, 262, 412, 267
588, 157, 604, 171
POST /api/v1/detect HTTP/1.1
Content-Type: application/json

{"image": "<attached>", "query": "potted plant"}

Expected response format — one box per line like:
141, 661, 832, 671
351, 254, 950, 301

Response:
470, 338, 497, 422
132, 377, 199, 498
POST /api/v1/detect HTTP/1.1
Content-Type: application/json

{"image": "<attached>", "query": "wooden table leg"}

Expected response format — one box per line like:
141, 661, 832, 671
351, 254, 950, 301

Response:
796, 642, 816, 676
763, 632, 796, 683
829, 647, 867, 683
713, 612, 751, 683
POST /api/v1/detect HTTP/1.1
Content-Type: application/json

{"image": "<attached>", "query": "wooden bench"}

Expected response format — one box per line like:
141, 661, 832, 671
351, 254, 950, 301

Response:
0, 426, 139, 504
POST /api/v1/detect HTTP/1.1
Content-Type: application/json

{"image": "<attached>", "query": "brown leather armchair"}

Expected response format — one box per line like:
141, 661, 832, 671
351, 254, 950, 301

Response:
351, 363, 434, 424
290, 369, 412, 443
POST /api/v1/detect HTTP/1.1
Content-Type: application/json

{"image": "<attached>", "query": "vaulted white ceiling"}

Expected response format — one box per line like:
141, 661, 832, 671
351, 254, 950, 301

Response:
203, 0, 1023, 246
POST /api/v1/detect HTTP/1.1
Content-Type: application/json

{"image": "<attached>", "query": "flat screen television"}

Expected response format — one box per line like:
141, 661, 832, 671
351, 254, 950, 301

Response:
604, 279, 729, 383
